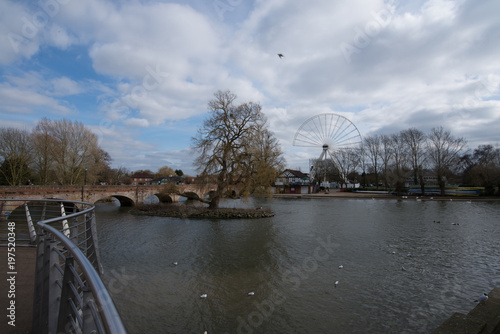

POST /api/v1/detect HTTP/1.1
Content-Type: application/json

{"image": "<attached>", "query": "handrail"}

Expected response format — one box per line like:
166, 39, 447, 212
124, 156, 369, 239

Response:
34, 199, 95, 225
0, 199, 127, 333
37, 222, 127, 333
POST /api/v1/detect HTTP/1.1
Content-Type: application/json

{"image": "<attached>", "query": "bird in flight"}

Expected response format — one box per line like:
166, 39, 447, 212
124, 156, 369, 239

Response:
278, 53, 284, 58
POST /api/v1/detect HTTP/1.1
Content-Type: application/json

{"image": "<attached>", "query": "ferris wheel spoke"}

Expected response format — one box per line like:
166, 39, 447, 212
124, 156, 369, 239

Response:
311, 118, 326, 144
332, 128, 360, 147
332, 121, 361, 146
321, 114, 330, 140
326, 114, 338, 140
294, 135, 321, 146
294, 126, 323, 146
330, 122, 349, 145
303, 121, 325, 145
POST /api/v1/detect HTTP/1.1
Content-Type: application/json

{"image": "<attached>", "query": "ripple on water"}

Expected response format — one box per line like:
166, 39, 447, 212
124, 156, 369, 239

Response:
95, 198, 500, 333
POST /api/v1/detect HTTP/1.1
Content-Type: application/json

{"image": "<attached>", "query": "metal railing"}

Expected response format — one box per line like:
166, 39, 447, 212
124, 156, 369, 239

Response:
0, 199, 127, 334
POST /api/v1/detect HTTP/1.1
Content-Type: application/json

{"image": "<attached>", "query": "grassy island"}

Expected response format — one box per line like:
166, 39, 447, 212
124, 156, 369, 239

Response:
131, 203, 274, 219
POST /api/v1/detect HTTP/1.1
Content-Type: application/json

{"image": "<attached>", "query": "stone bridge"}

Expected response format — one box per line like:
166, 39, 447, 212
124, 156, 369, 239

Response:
0, 184, 217, 207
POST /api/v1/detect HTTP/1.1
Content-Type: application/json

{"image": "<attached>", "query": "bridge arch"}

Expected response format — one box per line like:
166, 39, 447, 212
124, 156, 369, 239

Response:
111, 195, 134, 206
95, 195, 135, 206
181, 191, 201, 200
155, 193, 174, 203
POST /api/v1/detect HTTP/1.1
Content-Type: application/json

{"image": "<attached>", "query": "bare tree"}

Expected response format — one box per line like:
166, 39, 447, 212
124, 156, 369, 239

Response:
31, 118, 55, 185
0, 128, 33, 185
335, 148, 360, 188
462, 144, 500, 195
400, 128, 428, 195
380, 135, 392, 188
427, 126, 467, 195
192, 90, 284, 208
32, 119, 109, 185
309, 158, 340, 185
363, 135, 382, 189
388, 133, 410, 195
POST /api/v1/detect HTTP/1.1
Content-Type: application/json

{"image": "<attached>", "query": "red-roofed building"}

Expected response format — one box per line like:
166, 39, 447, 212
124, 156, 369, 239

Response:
130, 171, 154, 185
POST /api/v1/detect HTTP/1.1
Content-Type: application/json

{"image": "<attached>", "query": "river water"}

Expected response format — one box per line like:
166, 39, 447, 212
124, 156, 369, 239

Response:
95, 198, 500, 334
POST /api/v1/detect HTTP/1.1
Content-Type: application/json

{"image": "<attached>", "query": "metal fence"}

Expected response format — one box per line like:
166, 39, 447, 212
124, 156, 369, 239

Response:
0, 199, 127, 334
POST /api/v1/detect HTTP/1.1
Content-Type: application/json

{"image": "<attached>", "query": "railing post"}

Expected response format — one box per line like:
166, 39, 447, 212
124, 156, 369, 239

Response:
32, 232, 45, 333
47, 240, 62, 334
40, 201, 47, 221
70, 216, 79, 245
24, 202, 37, 243
82, 290, 100, 334
39, 239, 54, 334
60, 202, 70, 238
57, 257, 75, 333
86, 211, 102, 275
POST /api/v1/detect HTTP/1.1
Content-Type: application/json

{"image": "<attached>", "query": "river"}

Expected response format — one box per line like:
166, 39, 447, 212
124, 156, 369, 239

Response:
95, 197, 500, 334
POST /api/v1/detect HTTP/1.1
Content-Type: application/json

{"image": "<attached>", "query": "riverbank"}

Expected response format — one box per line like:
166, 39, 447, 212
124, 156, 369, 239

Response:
273, 189, 500, 201
432, 287, 500, 334
131, 203, 275, 219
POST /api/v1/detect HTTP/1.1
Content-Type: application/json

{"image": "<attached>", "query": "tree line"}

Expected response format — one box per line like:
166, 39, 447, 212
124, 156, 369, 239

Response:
314, 127, 500, 196
0, 118, 114, 186
3, 94, 497, 200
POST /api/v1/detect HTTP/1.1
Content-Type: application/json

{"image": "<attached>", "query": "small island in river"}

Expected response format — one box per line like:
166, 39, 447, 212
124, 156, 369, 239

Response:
131, 203, 275, 219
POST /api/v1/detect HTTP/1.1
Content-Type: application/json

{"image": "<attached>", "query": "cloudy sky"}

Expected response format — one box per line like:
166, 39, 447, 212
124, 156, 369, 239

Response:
1, 0, 499, 175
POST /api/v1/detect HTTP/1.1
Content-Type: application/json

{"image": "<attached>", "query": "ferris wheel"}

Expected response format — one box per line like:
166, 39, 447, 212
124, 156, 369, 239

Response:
293, 113, 362, 182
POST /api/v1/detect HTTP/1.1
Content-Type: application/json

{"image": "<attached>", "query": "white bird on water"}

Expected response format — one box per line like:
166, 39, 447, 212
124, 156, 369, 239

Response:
334, 281, 339, 287
475, 293, 488, 304
200, 294, 207, 299
339, 265, 344, 269
248, 292, 255, 296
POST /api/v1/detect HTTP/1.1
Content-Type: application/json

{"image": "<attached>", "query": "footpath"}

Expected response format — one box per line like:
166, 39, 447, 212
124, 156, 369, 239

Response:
0, 246, 36, 334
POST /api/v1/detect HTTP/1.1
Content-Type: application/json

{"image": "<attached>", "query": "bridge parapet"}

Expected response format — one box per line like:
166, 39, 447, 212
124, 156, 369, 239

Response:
0, 184, 218, 205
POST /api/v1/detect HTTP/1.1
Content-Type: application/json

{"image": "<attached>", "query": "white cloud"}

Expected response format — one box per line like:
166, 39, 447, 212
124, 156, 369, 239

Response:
51, 77, 83, 96
0, 81, 73, 115
45, 23, 76, 49
0, 1, 41, 64
123, 118, 150, 128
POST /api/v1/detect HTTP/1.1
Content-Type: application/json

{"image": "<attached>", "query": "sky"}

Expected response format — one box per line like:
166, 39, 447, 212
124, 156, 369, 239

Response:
1, 0, 499, 176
